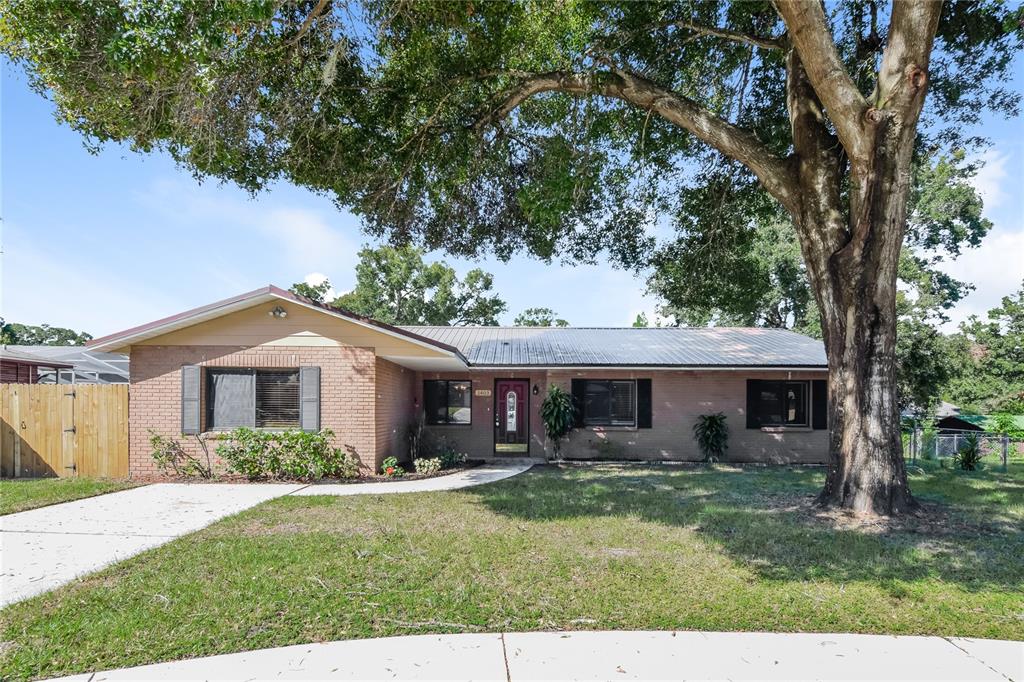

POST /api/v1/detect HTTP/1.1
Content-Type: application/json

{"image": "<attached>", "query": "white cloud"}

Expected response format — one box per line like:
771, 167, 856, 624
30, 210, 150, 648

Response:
940, 227, 1024, 329
301, 271, 339, 300
971, 150, 1010, 212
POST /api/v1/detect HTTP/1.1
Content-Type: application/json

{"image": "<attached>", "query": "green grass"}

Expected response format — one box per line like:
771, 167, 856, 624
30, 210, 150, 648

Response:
0, 478, 138, 515
2, 463, 1022, 680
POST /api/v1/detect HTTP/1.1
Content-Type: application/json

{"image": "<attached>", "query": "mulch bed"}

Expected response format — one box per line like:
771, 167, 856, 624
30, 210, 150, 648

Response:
132, 460, 485, 485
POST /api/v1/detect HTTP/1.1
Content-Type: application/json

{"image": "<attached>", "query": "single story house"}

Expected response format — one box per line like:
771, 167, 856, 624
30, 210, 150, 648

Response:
0, 347, 73, 384
87, 286, 830, 477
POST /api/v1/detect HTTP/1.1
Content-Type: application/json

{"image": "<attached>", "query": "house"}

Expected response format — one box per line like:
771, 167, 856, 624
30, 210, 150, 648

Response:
4, 345, 129, 384
87, 286, 830, 477
0, 347, 73, 384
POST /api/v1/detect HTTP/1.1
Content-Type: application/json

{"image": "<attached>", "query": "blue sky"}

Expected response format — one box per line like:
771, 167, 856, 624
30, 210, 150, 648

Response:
2, 51, 1022, 338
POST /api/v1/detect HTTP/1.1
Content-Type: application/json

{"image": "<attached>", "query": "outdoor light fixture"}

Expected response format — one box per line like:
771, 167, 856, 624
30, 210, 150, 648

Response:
532, 384, 540, 395
268, 305, 288, 319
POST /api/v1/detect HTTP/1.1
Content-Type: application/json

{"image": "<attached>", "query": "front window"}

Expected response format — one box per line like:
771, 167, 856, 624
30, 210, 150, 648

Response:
749, 380, 809, 427
423, 380, 472, 425
583, 379, 636, 427
206, 368, 300, 430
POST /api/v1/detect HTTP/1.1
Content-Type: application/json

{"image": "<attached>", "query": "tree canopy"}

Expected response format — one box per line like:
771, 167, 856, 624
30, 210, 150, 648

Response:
330, 244, 506, 325
513, 307, 569, 327
0, 320, 92, 346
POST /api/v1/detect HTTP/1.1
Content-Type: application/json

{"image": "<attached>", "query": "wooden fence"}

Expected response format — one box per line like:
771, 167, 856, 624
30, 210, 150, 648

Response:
1, 384, 128, 478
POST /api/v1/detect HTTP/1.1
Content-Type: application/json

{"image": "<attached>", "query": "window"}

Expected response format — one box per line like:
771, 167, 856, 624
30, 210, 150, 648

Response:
206, 368, 300, 430
583, 379, 636, 426
423, 380, 472, 425
747, 380, 809, 428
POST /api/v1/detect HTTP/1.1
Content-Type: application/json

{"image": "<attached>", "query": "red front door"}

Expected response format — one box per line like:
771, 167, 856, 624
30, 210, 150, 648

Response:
495, 379, 529, 454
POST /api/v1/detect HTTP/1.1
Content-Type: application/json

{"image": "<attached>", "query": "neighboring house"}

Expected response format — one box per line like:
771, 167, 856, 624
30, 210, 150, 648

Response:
0, 347, 73, 384
87, 286, 830, 477
5, 345, 129, 384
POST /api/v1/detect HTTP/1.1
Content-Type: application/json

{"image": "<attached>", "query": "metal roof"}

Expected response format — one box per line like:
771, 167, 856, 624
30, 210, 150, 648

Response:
398, 326, 827, 368
0, 346, 74, 368
6, 345, 129, 382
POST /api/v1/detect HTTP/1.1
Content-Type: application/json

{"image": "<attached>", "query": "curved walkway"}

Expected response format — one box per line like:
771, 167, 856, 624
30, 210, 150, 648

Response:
47, 631, 1022, 681
1, 462, 535, 606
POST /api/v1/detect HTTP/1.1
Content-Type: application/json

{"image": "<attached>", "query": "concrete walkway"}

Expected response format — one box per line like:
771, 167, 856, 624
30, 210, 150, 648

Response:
0, 462, 534, 607
45, 631, 1023, 681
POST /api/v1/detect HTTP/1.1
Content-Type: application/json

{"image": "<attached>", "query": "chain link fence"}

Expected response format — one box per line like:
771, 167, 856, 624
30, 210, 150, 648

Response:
904, 426, 1019, 470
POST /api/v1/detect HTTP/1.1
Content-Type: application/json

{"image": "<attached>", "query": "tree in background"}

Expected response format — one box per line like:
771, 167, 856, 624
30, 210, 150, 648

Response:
6, 1, 1022, 513
514, 308, 569, 327
289, 279, 334, 304
946, 282, 1024, 414
0, 319, 92, 346
334, 245, 506, 326
632, 313, 650, 328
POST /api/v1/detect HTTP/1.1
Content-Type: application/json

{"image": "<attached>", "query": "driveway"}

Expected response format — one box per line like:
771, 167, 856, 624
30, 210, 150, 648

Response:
0, 462, 534, 606
0, 483, 302, 606
43, 631, 1023, 681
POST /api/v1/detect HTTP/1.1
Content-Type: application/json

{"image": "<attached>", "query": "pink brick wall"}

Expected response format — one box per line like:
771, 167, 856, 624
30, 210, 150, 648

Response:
129, 344, 379, 477
547, 369, 829, 463
374, 358, 416, 467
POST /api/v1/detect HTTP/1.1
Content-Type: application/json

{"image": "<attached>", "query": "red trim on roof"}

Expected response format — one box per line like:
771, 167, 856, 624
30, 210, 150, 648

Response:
86, 285, 466, 361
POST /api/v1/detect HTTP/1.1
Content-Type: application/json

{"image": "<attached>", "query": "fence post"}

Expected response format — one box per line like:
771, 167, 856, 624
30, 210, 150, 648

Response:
1002, 435, 1009, 472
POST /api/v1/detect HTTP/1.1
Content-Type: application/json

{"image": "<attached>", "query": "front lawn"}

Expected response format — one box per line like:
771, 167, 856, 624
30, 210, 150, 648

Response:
2, 462, 1021, 680
0, 478, 137, 515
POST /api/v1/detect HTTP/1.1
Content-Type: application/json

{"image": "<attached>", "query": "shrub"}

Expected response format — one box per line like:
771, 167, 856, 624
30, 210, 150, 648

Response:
215, 428, 358, 481
381, 456, 405, 477
693, 413, 729, 463
148, 431, 214, 479
414, 457, 442, 475
952, 432, 984, 471
437, 442, 467, 469
541, 385, 575, 457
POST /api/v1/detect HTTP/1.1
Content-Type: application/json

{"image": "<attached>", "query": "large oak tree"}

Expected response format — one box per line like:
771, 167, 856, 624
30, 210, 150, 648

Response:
3, 0, 1021, 513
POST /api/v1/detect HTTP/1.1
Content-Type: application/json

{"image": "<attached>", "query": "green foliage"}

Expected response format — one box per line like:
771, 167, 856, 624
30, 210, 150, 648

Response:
148, 431, 213, 479
990, 413, 1024, 440
632, 313, 650, 328
289, 279, 333, 303
946, 282, 1024, 414
413, 457, 441, 475
381, 456, 404, 478
514, 307, 568, 327
693, 413, 729, 463
215, 428, 359, 481
951, 432, 984, 471
436, 441, 467, 469
0, 319, 92, 346
333, 245, 506, 325
540, 385, 575, 457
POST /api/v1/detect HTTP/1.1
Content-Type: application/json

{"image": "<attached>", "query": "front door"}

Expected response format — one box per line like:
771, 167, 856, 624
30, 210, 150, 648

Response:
494, 379, 529, 454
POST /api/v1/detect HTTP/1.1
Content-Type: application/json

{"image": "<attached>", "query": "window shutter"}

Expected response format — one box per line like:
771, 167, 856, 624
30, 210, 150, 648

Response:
745, 380, 761, 429
570, 379, 585, 428
812, 379, 828, 430
181, 365, 201, 435
299, 366, 321, 433
636, 379, 652, 428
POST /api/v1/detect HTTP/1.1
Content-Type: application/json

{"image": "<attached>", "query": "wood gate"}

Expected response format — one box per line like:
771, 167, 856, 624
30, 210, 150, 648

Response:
0, 384, 128, 478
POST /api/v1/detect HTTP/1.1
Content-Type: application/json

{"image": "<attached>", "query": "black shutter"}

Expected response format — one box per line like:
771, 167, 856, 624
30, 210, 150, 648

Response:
746, 379, 761, 429
636, 379, 652, 428
812, 379, 828, 430
570, 379, 585, 427
181, 365, 201, 435
299, 366, 321, 433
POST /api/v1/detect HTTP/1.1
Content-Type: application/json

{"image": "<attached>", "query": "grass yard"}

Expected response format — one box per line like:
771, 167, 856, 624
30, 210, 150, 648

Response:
2, 462, 1022, 680
0, 478, 137, 515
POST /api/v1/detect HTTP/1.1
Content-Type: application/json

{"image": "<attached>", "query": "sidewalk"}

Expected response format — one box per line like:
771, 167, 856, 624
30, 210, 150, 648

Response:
46, 631, 1023, 681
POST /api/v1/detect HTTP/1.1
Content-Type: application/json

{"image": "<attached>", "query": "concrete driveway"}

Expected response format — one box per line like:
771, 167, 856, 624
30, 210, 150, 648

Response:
0, 483, 302, 606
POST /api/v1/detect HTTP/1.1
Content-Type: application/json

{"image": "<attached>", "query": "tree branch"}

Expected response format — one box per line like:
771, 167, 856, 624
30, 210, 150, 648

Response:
473, 70, 800, 214
287, 0, 331, 46
774, 0, 870, 163
673, 21, 785, 51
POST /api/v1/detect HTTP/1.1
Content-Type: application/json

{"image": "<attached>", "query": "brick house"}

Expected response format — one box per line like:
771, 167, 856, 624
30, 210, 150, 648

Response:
87, 286, 830, 477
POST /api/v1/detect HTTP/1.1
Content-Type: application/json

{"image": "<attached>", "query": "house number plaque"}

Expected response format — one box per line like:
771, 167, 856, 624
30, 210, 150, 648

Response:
474, 389, 491, 397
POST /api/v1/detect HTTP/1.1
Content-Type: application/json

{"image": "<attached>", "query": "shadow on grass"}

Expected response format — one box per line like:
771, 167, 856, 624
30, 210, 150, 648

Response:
466, 464, 1024, 594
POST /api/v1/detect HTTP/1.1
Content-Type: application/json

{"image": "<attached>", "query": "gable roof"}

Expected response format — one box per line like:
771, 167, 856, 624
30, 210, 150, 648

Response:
401, 326, 827, 368
86, 286, 466, 362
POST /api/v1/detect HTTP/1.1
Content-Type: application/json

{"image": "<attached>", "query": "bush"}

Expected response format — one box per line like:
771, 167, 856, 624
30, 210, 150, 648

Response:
381, 456, 405, 477
437, 442, 467, 469
413, 457, 442, 475
541, 385, 575, 457
693, 413, 729, 463
952, 432, 984, 471
215, 428, 359, 481
149, 431, 214, 479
